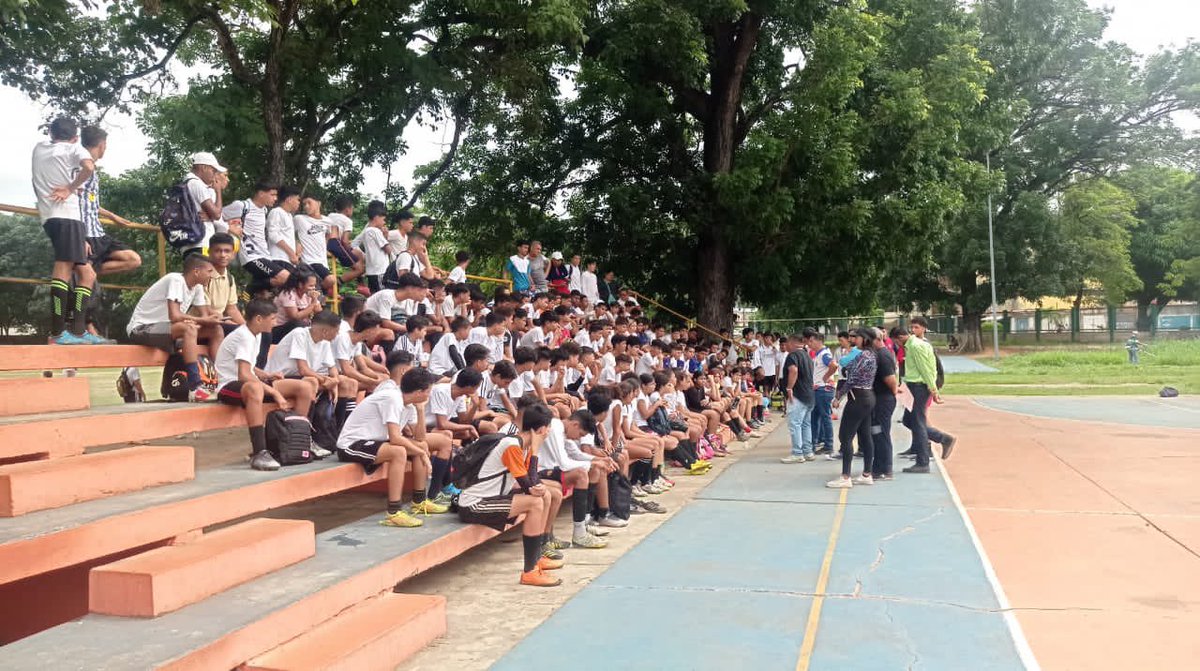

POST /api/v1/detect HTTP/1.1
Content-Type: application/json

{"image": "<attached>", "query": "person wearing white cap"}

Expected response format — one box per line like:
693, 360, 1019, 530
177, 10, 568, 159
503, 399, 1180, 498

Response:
547, 251, 571, 295
182, 151, 228, 255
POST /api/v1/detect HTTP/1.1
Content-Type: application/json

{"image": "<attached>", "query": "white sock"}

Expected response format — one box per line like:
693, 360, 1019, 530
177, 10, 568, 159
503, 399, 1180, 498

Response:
573, 521, 587, 536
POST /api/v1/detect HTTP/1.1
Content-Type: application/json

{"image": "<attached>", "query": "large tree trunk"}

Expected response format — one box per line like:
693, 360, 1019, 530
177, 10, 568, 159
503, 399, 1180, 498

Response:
961, 309, 983, 353
696, 227, 735, 332
1135, 296, 1159, 332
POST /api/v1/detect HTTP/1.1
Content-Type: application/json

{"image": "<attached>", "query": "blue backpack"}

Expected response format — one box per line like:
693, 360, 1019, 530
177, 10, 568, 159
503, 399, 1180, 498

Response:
159, 178, 205, 250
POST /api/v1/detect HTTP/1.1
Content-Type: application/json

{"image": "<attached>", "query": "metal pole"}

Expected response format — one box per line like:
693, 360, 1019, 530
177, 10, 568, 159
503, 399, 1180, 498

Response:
986, 153, 1000, 360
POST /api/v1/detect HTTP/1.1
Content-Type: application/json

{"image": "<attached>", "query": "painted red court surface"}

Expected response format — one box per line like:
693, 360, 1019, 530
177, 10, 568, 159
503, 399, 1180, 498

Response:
942, 396, 1200, 671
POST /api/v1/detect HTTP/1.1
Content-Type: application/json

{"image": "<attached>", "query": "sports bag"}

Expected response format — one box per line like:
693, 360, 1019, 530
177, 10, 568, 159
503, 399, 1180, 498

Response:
606, 470, 633, 521
265, 410, 314, 465
1159, 386, 1180, 398
159, 178, 205, 250
308, 393, 339, 451
450, 433, 522, 491
161, 353, 190, 402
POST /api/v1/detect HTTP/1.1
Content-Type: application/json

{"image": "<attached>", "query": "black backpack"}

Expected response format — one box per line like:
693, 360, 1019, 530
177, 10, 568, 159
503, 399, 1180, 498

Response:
159, 177, 206, 251
450, 433, 521, 491
161, 353, 190, 402
605, 471, 633, 521
381, 253, 419, 290
308, 394, 339, 451
265, 410, 314, 465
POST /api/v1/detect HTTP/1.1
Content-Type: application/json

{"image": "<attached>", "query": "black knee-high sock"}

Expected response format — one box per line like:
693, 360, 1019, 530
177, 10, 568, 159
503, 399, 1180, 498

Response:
653, 464, 663, 482
522, 534, 541, 572
49, 279, 70, 334
429, 456, 450, 495
248, 425, 267, 456
71, 285, 91, 335
335, 397, 355, 427
572, 486, 590, 523
669, 446, 694, 468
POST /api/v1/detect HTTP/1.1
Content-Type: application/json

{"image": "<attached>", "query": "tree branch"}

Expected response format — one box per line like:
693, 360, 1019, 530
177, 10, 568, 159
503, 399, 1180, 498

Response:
403, 106, 467, 209
200, 6, 260, 87
115, 15, 203, 87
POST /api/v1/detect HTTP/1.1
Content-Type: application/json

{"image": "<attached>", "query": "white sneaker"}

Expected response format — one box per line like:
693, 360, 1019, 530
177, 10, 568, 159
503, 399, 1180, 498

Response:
643, 482, 665, 494
826, 477, 853, 489
804, 454, 818, 462
586, 523, 610, 537
780, 454, 807, 464
599, 515, 628, 528
631, 485, 648, 499
825, 452, 842, 461
852, 474, 874, 485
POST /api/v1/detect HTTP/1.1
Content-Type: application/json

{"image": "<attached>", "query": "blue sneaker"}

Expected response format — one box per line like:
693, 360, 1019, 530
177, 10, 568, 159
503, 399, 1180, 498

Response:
441, 483, 462, 497
80, 332, 117, 345
52, 330, 90, 345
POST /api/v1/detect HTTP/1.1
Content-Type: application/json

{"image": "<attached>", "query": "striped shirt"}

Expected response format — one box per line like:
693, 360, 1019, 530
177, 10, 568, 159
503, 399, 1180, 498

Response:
842, 348, 877, 390
80, 172, 104, 238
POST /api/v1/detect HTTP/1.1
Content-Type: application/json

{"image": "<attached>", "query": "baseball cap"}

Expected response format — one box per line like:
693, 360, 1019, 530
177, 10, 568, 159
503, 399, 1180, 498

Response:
551, 251, 564, 260
190, 151, 227, 172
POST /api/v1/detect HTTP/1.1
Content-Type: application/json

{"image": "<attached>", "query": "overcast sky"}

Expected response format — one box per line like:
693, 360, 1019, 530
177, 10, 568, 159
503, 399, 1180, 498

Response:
0, 0, 1196, 209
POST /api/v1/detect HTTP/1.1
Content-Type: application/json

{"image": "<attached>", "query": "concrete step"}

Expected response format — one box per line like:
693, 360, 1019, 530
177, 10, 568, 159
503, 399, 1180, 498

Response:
90, 518, 315, 617
0, 344, 168, 371
0, 445, 194, 517
3, 513, 504, 670
0, 377, 90, 417
0, 460, 386, 589
0, 402, 248, 462
243, 593, 446, 671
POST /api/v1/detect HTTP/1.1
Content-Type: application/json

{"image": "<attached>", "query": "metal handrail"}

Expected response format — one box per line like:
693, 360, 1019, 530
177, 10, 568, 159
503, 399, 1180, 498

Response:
0, 202, 167, 277
466, 273, 513, 289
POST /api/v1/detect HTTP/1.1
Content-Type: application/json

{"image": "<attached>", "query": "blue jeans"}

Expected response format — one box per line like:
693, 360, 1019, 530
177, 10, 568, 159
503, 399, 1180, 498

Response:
1129, 350, 1139, 365
811, 387, 834, 448
787, 397, 814, 456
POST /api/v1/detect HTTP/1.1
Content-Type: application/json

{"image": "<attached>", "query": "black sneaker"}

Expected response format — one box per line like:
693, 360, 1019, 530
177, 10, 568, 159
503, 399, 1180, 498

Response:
898, 449, 916, 457
941, 435, 957, 461
902, 465, 930, 474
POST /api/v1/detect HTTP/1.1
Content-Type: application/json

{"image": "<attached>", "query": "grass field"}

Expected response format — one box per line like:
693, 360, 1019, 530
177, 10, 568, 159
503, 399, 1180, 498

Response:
0, 366, 164, 408
945, 339, 1200, 396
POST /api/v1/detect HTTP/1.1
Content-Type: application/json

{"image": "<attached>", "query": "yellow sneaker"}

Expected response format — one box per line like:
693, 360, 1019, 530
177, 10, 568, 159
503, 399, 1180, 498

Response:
380, 510, 423, 527
410, 499, 450, 515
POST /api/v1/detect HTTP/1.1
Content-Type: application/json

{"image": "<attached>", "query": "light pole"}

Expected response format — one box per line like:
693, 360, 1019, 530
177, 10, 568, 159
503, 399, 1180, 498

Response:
986, 152, 1000, 360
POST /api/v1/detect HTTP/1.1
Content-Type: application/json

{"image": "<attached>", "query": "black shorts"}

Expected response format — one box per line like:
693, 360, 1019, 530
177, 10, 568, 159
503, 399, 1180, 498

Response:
537, 467, 565, 484
87, 235, 132, 267
243, 258, 291, 282
43, 218, 87, 264
217, 380, 249, 406
458, 494, 516, 531
365, 275, 381, 294
337, 439, 385, 475
305, 263, 330, 282
763, 375, 777, 391
327, 239, 358, 267
127, 322, 178, 352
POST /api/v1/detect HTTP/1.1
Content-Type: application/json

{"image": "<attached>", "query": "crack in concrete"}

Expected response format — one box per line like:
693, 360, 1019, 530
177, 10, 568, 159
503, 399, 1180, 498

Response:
850, 507, 947, 601
884, 600, 920, 671
595, 582, 1103, 615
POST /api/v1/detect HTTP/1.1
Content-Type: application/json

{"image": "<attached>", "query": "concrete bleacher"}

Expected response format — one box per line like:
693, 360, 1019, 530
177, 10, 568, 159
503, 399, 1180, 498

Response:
0, 343, 507, 668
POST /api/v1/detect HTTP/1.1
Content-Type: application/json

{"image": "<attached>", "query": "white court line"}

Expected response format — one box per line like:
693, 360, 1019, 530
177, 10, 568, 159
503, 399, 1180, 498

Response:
937, 460, 1042, 671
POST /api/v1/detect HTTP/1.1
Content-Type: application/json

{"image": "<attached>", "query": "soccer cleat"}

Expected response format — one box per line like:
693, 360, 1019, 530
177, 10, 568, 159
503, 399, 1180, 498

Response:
572, 532, 608, 549
585, 522, 610, 537
80, 332, 117, 345
250, 450, 281, 471
638, 500, 668, 514
380, 510, 423, 527
189, 388, 212, 402
410, 499, 450, 515
542, 543, 564, 560
598, 515, 629, 528
628, 500, 647, 515
631, 484, 649, 499
521, 567, 563, 587
52, 330, 90, 345
546, 535, 570, 551
431, 491, 454, 507
537, 556, 565, 570
441, 483, 462, 496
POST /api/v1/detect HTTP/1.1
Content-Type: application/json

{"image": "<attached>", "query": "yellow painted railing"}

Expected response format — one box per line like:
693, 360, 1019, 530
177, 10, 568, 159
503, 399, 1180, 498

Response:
628, 290, 748, 351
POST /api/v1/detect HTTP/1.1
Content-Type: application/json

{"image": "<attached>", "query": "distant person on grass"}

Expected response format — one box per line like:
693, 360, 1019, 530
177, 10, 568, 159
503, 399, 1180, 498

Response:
1126, 331, 1143, 366
32, 117, 99, 344
214, 299, 316, 472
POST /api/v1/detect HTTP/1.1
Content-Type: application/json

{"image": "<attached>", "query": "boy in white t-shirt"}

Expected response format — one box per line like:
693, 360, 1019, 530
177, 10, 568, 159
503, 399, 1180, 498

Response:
324, 195, 365, 286
265, 311, 356, 422
447, 250, 471, 284
266, 186, 302, 267
214, 299, 317, 471
127, 255, 227, 400
386, 210, 414, 258
364, 272, 428, 334
333, 296, 388, 395
336, 361, 447, 528
357, 201, 391, 293
293, 196, 336, 296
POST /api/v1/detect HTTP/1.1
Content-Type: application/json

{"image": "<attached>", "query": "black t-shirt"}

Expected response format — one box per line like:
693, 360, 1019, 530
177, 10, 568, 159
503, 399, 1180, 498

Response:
873, 346, 898, 396
781, 350, 814, 404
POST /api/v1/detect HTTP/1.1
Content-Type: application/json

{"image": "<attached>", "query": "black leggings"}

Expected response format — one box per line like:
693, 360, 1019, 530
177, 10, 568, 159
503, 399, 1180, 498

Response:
839, 388, 876, 477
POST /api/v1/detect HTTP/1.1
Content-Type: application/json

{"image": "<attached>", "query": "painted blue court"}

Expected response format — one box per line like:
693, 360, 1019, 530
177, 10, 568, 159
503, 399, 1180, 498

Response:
494, 425, 1033, 671
940, 355, 999, 374
975, 395, 1200, 429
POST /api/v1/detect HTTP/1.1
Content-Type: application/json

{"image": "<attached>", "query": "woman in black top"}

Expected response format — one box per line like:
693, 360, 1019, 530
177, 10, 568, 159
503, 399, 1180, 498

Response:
828, 328, 878, 488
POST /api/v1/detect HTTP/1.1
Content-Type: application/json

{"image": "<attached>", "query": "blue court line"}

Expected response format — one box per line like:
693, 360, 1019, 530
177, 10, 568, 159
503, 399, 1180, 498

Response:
493, 425, 1036, 671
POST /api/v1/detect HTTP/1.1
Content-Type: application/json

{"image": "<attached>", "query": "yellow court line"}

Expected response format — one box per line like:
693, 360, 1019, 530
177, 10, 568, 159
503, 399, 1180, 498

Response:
796, 487, 849, 671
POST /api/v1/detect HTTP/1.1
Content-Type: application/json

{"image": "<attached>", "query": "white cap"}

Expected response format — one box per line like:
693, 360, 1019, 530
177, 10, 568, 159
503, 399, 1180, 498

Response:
191, 151, 227, 172
551, 251, 564, 260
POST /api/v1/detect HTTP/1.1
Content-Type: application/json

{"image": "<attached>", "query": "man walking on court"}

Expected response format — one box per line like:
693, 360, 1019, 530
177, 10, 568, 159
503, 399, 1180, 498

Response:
780, 334, 816, 463
901, 317, 945, 473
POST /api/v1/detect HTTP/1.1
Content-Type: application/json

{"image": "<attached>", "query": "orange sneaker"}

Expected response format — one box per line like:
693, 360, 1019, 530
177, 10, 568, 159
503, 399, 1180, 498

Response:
520, 567, 562, 587
537, 556, 565, 571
